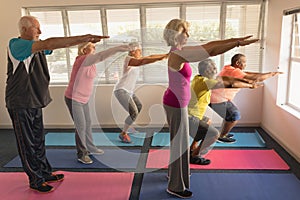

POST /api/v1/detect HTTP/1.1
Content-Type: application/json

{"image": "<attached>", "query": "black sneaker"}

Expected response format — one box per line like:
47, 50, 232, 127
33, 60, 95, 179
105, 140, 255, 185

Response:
166, 189, 193, 198
190, 156, 211, 165
226, 133, 234, 138
30, 182, 54, 193
217, 136, 236, 143
45, 173, 64, 183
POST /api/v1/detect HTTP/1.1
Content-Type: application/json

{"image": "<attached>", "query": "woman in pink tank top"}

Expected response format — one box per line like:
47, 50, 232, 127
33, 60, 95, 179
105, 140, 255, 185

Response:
163, 19, 258, 198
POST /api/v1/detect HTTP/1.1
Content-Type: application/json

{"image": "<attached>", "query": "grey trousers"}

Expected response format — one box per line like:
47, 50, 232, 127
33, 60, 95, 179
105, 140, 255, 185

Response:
188, 115, 220, 156
114, 89, 142, 126
65, 97, 99, 158
163, 104, 190, 192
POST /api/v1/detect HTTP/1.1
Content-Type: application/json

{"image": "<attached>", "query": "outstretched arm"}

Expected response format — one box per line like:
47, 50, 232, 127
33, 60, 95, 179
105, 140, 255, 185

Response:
201, 36, 258, 56
244, 71, 283, 82
81, 45, 130, 67
211, 76, 261, 89
168, 35, 258, 71
32, 34, 110, 53
128, 53, 168, 66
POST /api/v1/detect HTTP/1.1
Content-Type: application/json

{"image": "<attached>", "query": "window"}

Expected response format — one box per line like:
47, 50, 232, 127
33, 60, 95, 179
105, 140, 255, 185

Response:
223, 4, 262, 72
31, 11, 67, 83
26, 1, 265, 85
105, 8, 141, 83
277, 8, 300, 118
143, 7, 180, 83
68, 10, 103, 81
186, 3, 263, 77
186, 4, 221, 77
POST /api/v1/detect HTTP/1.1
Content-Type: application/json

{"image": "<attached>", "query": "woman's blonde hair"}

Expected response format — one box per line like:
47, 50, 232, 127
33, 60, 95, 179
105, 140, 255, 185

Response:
163, 19, 190, 46
78, 42, 92, 55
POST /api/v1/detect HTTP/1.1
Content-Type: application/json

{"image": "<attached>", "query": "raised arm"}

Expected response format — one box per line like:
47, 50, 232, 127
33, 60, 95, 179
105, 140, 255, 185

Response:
243, 71, 283, 82
211, 76, 261, 89
81, 45, 130, 67
168, 35, 258, 71
201, 36, 258, 56
31, 34, 110, 53
128, 53, 168, 66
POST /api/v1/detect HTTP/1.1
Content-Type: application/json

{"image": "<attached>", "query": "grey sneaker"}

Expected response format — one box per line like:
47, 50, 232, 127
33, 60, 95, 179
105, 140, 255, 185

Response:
78, 155, 93, 164
88, 149, 104, 155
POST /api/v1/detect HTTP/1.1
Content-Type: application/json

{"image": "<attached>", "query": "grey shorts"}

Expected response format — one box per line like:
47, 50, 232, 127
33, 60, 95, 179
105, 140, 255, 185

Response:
209, 101, 241, 121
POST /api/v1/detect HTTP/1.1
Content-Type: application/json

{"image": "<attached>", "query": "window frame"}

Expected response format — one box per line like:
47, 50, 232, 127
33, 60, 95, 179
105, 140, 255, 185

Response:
277, 7, 300, 119
25, 1, 265, 86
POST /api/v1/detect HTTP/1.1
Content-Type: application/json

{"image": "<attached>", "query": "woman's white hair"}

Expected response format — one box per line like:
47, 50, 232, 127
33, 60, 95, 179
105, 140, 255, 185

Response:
128, 42, 141, 55
18, 16, 36, 34
163, 19, 189, 46
128, 42, 141, 51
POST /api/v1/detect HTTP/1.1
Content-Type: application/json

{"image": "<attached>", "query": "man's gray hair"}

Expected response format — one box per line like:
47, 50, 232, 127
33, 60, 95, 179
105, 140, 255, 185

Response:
18, 16, 36, 34
198, 59, 215, 75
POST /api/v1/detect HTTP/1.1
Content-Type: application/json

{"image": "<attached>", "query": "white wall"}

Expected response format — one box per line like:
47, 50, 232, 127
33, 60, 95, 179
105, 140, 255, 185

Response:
262, 0, 300, 162
0, 0, 263, 131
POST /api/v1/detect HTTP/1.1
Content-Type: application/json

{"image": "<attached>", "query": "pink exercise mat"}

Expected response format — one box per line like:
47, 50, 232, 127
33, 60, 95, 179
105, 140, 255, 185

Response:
146, 149, 290, 170
0, 171, 134, 200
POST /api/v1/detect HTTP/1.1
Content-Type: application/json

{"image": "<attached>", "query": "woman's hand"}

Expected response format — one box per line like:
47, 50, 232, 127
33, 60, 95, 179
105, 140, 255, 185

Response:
118, 44, 131, 52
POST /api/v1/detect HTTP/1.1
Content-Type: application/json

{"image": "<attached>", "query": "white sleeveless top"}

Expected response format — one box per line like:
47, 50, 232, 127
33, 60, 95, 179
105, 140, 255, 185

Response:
114, 56, 140, 94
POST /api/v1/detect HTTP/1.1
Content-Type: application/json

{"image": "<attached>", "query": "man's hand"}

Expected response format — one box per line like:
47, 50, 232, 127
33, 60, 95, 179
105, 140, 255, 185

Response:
85, 34, 110, 43
251, 82, 264, 89
238, 39, 259, 47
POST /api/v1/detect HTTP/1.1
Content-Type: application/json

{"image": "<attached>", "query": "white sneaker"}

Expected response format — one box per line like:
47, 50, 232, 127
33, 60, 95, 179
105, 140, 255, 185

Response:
88, 149, 104, 155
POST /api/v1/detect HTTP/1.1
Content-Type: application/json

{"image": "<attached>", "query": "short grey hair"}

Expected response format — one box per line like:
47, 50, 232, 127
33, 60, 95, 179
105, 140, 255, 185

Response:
198, 59, 215, 75
18, 16, 36, 34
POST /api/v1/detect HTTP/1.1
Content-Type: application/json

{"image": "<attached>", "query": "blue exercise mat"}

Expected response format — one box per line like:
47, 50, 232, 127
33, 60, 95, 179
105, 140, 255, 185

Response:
4, 148, 140, 169
151, 130, 266, 147
140, 172, 300, 200
45, 132, 146, 146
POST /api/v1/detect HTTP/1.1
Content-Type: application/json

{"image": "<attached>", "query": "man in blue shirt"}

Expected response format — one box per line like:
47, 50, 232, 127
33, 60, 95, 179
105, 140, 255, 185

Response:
6, 15, 108, 193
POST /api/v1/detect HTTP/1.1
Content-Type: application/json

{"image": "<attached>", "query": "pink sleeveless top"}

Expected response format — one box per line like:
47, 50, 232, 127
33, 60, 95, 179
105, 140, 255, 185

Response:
163, 49, 192, 108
